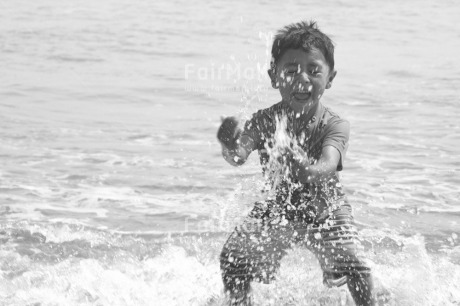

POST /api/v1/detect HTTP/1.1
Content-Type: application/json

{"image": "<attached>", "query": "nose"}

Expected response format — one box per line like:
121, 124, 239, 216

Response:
299, 72, 310, 84
296, 72, 311, 91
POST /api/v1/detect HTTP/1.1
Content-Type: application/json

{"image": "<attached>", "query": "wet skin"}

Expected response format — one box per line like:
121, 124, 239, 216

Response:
272, 47, 337, 116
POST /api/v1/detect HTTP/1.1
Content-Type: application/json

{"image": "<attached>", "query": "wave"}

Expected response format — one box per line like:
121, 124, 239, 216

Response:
0, 221, 459, 305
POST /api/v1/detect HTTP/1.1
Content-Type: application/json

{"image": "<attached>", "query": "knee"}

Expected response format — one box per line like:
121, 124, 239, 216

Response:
222, 274, 251, 293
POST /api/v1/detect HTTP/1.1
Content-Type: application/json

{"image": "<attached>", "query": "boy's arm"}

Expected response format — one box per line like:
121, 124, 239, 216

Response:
217, 117, 258, 167
288, 146, 341, 183
290, 118, 350, 183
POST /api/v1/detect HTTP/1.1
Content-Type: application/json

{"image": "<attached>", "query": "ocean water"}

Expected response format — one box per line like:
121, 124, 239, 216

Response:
1, 0, 460, 305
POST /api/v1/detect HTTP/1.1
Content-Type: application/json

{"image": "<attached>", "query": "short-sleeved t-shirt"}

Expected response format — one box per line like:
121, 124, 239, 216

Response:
242, 101, 350, 210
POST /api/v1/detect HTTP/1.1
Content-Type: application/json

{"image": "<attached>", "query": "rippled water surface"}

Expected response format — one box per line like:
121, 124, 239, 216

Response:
1, 0, 460, 305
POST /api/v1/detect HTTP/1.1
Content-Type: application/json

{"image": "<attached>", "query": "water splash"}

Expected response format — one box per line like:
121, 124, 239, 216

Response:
262, 114, 305, 200
1, 222, 459, 305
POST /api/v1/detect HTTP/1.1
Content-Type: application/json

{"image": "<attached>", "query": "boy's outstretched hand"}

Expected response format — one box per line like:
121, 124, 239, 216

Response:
217, 116, 254, 166
217, 116, 241, 151
285, 146, 309, 178
285, 145, 341, 184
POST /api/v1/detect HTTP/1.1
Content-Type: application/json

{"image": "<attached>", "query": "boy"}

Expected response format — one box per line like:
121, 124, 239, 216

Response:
217, 21, 374, 306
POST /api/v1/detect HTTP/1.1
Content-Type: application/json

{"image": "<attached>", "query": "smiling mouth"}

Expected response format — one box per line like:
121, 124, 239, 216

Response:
292, 91, 311, 101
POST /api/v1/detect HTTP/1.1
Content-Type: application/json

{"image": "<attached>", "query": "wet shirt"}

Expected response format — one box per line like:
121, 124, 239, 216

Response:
242, 101, 350, 211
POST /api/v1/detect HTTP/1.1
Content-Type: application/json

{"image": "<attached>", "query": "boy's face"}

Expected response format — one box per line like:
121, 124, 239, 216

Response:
271, 48, 337, 114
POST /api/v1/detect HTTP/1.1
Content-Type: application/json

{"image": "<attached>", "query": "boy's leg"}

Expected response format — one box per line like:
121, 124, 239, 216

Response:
220, 237, 253, 306
220, 200, 295, 305
347, 274, 374, 306
306, 205, 375, 306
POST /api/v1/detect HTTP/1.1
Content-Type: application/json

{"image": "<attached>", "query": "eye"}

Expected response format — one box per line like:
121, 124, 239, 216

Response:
309, 67, 321, 76
285, 65, 300, 75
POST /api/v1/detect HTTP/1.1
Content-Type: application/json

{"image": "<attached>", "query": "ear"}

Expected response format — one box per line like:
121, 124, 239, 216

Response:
267, 69, 278, 89
325, 70, 337, 89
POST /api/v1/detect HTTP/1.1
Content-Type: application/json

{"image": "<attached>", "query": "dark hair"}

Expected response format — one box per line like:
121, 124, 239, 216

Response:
271, 21, 335, 70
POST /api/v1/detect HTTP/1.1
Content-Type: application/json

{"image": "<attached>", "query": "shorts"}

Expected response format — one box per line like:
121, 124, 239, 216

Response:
219, 200, 371, 293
